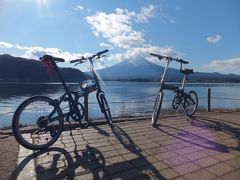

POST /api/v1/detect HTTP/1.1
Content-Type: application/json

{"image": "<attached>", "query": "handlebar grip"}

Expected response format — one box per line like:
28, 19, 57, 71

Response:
176, 58, 189, 64
40, 55, 65, 62
70, 59, 80, 63
150, 53, 166, 60
97, 49, 109, 56
54, 57, 65, 62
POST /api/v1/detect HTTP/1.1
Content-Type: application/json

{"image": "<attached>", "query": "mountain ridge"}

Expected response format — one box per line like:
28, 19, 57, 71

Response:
0, 54, 89, 82
97, 59, 240, 83
1, 54, 240, 83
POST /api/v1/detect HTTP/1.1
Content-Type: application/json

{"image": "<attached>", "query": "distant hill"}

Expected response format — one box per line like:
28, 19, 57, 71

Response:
97, 59, 240, 83
0, 54, 89, 82
1, 55, 240, 83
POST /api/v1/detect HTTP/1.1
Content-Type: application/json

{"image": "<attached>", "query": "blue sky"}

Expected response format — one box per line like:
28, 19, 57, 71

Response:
0, 0, 240, 74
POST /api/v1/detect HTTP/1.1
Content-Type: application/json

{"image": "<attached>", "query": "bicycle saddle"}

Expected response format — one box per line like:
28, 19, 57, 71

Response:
40, 55, 65, 62
180, 68, 193, 75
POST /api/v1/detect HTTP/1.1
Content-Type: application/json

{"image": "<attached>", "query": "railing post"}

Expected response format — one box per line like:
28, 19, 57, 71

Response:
84, 94, 88, 122
207, 88, 211, 112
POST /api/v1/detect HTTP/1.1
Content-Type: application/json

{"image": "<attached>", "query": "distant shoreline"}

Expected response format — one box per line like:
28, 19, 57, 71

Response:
1, 80, 240, 84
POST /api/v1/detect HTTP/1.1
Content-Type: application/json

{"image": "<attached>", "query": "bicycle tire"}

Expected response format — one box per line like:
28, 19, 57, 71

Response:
184, 90, 198, 116
152, 92, 163, 126
12, 96, 64, 150
99, 93, 112, 124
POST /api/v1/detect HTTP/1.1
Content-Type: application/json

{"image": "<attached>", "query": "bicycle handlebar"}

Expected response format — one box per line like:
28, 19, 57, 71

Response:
70, 49, 109, 64
150, 53, 169, 60
150, 53, 189, 64
96, 49, 108, 57
70, 57, 87, 64
175, 59, 189, 64
40, 55, 65, 62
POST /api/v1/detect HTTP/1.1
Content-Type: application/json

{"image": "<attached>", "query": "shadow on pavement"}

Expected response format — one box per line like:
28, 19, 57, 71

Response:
11, 123, 167, 179
10, 147, 75, 179
110, 123, 166, 179
155, 124, 229, 153
191, 116, 240, 151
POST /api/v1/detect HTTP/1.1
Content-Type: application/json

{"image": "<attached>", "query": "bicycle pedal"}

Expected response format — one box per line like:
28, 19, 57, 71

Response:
80, 122, 89, 129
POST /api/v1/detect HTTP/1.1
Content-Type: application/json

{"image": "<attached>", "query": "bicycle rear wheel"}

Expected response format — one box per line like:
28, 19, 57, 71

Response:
12, 96, 63, 150
152, 91, 163, 126
184, 90, 198, 116
98, 93, 112, 124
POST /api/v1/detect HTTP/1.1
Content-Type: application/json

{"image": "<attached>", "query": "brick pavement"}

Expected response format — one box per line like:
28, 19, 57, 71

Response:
10, 111, 240, 179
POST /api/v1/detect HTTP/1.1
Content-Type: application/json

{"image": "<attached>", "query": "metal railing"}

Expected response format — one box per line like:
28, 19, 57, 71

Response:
1, 88, 240, 126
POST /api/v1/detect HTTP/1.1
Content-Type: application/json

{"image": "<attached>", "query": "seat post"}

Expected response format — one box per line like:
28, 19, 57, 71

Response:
181, 74, 186, 90
53, 62, 70, 92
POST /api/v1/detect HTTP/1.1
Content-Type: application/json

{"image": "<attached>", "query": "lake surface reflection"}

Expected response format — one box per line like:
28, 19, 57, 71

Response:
1, 82, 240, 127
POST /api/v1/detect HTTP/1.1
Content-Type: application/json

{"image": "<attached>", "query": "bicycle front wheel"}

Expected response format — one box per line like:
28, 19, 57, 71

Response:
12, 96, 64, 150
152, 91, 163, 126
184, 90, 198, 116
98, 93, 112, 124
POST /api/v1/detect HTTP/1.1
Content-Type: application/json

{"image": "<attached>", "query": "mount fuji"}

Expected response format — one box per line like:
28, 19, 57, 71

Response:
98, 59, 183, 81
97, 59, 240, 82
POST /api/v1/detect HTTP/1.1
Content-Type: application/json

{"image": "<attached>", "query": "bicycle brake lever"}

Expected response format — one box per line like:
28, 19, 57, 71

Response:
96, 54, 107, 59
74, 62, 81, 67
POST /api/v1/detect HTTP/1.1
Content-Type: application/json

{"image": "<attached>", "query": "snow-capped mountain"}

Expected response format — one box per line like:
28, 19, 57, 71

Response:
97, 59, 240, 82
97, 59, 180, 81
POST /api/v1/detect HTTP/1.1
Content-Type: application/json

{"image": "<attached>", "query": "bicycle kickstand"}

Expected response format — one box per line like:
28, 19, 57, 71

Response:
79, 121, 90, 129
66, 116, 73, 136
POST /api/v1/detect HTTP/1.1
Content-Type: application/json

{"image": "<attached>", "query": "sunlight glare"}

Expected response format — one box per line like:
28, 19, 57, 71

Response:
37, 0, 48, 9
93, 68, 106, 86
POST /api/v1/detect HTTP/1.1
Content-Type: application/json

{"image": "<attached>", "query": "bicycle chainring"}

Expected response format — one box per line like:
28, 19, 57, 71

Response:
172, 96, 182, 110
70, 102, 85, 121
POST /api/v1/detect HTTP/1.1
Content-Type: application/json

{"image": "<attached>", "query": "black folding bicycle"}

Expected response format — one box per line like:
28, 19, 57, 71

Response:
151, 53, 198, 127
12, 50, 112, 150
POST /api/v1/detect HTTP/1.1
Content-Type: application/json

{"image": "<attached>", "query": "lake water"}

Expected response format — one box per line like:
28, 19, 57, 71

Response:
0, 81, 240, 128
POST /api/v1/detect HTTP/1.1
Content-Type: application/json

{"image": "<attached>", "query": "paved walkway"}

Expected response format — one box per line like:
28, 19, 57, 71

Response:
10, 111, 240, 179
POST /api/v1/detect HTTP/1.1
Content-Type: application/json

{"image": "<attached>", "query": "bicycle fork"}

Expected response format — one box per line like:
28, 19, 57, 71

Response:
96, 91, 105, 113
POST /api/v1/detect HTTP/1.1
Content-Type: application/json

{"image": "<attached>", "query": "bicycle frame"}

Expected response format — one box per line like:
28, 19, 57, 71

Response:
88, 58, 102, 92
41, 58, 85, 125
43, 49, 111, 124
88, 59, 106, 112
12, 51, 111, 150
151, 53, 198, 126
158, 58, 190, 97
70, 49, 112, 124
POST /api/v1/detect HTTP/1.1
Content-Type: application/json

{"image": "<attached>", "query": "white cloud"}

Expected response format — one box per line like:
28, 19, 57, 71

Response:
14, 44, 84, 61
86, 5, 158, 49
75, 5, 84, 11
99, 42, 113, 49
135, 5, 156, 23
86, 8, 145, 49
125, 45, 179, 61
0, 42, 14, 48
106, 45, 180, 67
206, 34, 222, 44
204, 57, 240, 73
0, 41, 181, 70
85, 5, 182, 69
74, 5, 91, 13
